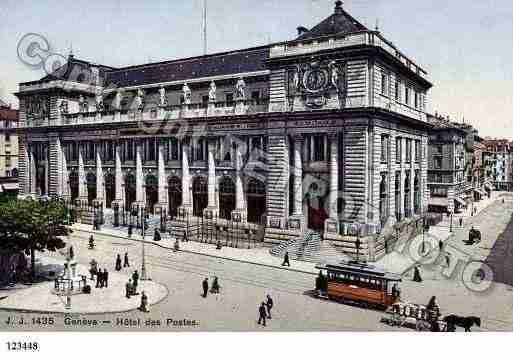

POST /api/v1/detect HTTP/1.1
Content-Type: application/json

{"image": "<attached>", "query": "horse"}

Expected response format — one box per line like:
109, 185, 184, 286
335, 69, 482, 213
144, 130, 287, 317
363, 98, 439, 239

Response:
443, 315, 481, 332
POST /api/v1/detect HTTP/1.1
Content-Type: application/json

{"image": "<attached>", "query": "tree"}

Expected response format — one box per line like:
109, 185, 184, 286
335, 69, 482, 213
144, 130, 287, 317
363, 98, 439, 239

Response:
0, 198, 74, 281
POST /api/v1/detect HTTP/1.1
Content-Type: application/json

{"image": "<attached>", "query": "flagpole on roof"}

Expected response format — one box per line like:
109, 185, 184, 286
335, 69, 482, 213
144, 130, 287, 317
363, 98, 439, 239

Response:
203, 0, 207, 55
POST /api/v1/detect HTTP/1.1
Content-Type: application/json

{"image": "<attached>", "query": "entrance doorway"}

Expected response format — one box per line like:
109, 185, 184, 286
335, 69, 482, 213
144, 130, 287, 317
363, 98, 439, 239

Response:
307, 182, 328, 232
86, 173, 96, 206
69, 171, 79, 202
192, 176, 208, 217
168, 176, 182, 219
145, 174, 158, 214
219, 176, 235, 220
125, 174, 136, 210
247, 178, 266, 224
105, 173, 115, 208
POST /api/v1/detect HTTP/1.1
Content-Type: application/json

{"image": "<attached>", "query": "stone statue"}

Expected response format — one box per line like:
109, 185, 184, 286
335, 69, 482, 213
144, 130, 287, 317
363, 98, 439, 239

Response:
235, 77, 246, 100
78, 95, 85, 112
95, 88, 104, 112
159, 86, 167, 106
114, 89, 123, 110
135, 88, 144, 110
293, 65, 301, 91
329, 61, 343, 92
183, 83, 192, 105
208, 81, 216, 102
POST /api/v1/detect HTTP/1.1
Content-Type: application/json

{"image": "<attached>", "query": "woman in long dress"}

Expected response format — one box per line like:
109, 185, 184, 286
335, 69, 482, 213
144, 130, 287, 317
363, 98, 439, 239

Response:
115, 254, 122, 271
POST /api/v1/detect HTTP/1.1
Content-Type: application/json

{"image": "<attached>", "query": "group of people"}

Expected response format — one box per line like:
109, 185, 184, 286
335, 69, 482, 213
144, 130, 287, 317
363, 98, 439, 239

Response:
202, 277, 220, 297
257, 295, 274, 327
89, 260, 109, 288
115, 253, 130, 271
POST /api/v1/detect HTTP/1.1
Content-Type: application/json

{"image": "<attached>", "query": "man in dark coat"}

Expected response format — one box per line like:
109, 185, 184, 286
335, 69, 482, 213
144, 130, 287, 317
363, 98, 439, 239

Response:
202, 278, 209, 298
413, 266, 422, 282
258, 302, 267, 327
282, 252, 290, 267
459, 217, 463, 227
115, 254, 122, 271
265, 294, 274, 319
132, 270, 139, 293
154, 229, 161, 242
126, 279, 132, 298
96, 268, 101, 288
103, 269, 109, 288
128, 224, 133, 238
124, 252, 130, 268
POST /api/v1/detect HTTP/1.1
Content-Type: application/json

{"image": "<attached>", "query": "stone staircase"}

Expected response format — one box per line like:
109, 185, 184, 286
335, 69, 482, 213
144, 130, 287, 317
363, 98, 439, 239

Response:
269, 230, 349, 264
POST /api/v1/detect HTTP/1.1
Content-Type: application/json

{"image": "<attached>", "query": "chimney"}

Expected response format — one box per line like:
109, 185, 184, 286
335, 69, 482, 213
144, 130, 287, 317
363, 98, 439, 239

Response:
334, 1, 344, 15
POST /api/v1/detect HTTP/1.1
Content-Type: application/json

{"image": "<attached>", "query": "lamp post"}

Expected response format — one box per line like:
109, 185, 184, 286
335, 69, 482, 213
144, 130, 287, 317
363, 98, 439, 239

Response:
449, 212, 453, 233
355, 228, 361, 263
140, 206, 148, 281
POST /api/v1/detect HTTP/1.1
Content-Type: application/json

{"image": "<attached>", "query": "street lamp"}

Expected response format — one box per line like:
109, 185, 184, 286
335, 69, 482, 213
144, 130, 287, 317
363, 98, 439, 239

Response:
140, 206, 148, 281
449, 212, 453, 233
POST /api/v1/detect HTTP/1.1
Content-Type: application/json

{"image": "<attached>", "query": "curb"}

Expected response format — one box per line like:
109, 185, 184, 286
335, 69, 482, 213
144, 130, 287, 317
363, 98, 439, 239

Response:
0, 281, 170, 316
72, 226, 318, 277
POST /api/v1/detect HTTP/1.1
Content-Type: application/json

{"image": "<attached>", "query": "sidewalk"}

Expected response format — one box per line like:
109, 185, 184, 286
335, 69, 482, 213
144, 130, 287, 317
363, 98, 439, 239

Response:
73, 223, 320, 275
0, 256, 168, 314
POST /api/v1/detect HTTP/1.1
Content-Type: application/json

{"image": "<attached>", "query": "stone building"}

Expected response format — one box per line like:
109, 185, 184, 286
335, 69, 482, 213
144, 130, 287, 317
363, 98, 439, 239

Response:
483, 139, 512, 191
426, 114, 475, 214
0, 99, 19, 195
12, 2, 432, 250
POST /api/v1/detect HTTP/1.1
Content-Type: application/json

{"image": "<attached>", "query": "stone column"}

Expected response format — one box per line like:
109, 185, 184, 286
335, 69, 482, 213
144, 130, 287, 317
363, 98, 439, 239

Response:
92, 145, 105, 223
111, 141, 124, 227
232, 139, 247, 222
178, 138, 192, 218
204, 137, 218, 219
61, 146, 70, 200
77, 142, 88, 207
325, 132, 339, 238
154, 140, 168, 225
288, 134, 304, 231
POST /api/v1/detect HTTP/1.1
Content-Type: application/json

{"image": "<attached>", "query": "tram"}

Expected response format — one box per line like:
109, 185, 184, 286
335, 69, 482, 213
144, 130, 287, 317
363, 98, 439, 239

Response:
315, 261, 402, 309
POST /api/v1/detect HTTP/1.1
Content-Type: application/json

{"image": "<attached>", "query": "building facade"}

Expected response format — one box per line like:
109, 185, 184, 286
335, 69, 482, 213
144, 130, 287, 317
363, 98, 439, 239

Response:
13, 2, 432, 246
483, 139, 512, 191
0, 99, 19, 195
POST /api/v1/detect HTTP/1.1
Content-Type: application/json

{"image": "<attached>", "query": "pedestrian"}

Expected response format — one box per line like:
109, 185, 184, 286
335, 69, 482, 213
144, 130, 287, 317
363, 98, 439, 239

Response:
96, 268, 101, 288
128, 224, 133, 238
202, 277, 209, 298
124, 252, 130, 268
413, 266, 423, 282
69, 245, 74, 260
282, 252, 291, 267
89, 259, 98, 280
139, 291, 149, 312
445, 253, 451, 267
115, 254, 122, 271
99, 269, 105, 288
154, 228, 161, 242
184, 230, 188, 242
211, 276, 220, 294
258, 302, 267, 327
132, 270, 139, 293
438, 239, 443, 252
104, 268, 109, 288
459, 217, 463, 227
126, 279, 132, 299
265, 294, 274, 319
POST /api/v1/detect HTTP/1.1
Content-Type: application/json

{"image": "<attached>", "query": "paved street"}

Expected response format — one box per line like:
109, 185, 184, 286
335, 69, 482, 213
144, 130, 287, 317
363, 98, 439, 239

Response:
1, 196, 512, 331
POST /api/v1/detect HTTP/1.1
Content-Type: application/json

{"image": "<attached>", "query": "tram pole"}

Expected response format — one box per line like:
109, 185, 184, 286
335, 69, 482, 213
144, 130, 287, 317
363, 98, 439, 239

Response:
141, 206, 148, 281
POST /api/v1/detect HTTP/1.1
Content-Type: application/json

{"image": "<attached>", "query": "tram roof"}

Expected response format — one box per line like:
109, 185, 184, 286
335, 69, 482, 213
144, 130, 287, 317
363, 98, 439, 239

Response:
316, 261, 402, 282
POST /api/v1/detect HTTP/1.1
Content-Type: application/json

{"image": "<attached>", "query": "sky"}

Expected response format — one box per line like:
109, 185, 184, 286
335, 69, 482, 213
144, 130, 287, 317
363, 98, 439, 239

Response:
0, 0, 512, 139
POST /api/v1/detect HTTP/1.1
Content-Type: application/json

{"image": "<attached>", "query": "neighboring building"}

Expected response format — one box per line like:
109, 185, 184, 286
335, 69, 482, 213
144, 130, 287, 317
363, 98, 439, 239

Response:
472, 135, 488, 198
0, 99, 19, 196
483, 139, 512, 191
13, 2, 433, 253
426, 114, 472, 214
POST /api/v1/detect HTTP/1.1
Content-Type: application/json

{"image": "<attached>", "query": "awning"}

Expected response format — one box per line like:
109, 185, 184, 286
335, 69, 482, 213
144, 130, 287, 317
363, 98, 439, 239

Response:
454, 197, 466, 206
1, 183, 18, 191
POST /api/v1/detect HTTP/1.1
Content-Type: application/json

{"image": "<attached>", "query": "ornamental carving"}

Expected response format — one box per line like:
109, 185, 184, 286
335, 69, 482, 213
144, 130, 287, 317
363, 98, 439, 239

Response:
26, 95, 51, 121
288, 59, 346, 109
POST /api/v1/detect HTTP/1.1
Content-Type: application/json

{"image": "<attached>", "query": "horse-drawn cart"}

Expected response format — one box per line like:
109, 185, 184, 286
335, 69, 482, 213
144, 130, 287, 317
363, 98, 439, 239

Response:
381, 302, 447, 331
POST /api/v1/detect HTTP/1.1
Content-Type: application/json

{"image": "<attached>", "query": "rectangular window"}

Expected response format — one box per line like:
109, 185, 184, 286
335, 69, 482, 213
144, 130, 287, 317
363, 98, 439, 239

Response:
415, 140, 421, 162
196, 138, 205, 161
405, 87, 410, 105
225, 93, 234, 105
395, 80, 400, 101
5, 151, 11, 167
170, 138, 179, 161
127, 140, 134, 161
396, 137, 402, 163
381, 135, 389, 163
313, 135, 325, 162
405, 139, 412, 162
251, 91, 260, 102
414, 91, 419, 109
434, 156, 442, 169
202, 95, 209, 107
381, 73, 389, 96
5, 133, 10, 142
